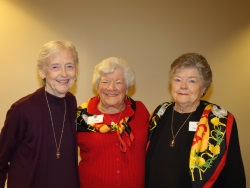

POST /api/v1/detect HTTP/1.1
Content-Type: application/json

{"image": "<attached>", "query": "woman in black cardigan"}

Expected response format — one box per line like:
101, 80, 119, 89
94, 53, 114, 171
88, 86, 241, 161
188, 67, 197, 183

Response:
146, 53, 246, 188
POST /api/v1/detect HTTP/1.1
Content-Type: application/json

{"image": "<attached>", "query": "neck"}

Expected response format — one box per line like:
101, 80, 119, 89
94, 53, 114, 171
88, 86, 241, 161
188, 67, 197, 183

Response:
174, 101, 200, 113
45, 86, 66, 98
98, 102, 125, 114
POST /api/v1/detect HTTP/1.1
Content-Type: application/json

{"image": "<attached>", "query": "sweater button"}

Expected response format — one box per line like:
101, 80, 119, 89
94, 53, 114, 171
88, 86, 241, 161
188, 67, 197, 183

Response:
116, 170, 120, 174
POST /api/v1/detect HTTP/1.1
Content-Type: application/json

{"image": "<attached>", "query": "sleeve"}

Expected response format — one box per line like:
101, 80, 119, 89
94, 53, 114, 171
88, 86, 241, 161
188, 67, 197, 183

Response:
0, 104, 26, 188
213, 119, 246, 188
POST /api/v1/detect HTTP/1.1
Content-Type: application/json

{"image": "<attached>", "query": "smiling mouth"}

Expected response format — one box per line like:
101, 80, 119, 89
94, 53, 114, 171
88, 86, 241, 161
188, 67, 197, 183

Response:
105, 93, 118, 97
58, 80, 69, 84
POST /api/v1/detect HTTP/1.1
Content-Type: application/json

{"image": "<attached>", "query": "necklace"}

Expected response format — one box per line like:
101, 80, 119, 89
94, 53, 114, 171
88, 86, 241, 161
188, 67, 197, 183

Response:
45, 91, 66, 159
170, 108, 193, 147
105, 111, 123, 126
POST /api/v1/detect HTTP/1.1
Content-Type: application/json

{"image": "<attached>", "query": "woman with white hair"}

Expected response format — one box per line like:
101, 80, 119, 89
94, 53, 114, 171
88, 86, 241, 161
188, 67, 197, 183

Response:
0, 40, 80, 188
77, 57, 149, 188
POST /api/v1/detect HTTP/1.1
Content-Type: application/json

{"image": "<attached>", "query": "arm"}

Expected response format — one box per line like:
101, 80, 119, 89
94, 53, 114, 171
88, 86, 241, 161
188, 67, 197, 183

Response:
0, 128, 9, 188
0, 104, 25, 188
213, 119, 246, 187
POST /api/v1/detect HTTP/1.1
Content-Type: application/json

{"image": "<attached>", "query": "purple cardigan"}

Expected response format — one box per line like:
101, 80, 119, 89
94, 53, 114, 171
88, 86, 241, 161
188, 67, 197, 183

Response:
0, 87, 80, 188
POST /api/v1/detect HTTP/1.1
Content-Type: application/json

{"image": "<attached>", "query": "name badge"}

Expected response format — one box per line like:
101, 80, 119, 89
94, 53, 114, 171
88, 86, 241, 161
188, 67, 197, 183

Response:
87, 114, 104, 124
189, 121, 198, 131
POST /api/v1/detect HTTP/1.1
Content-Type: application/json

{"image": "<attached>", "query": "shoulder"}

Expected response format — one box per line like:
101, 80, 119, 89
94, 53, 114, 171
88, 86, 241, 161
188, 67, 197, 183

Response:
134, 100, 149, 115
65, 92, 76, 103
65, 91, 76, 98
78, 96, 97, 110
10, 88, 42, 110
200, 100, 233, 117
5, 89, 42, 121
128, 98, 149, 113
152, 101, 174, 117
134, 100, 146, 108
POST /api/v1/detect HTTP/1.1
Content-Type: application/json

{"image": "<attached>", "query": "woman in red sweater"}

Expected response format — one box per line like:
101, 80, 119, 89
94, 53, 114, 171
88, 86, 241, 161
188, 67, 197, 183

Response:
77, 57, 149, 188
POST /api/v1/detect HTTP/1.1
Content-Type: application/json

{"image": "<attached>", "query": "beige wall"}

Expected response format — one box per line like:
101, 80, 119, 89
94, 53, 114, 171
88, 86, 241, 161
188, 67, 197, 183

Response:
1, 0, 249, 186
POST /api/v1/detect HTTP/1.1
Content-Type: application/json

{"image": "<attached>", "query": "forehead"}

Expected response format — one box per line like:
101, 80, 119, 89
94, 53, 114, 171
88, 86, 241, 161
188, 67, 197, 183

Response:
100, 68, 124, 79
46, 49, 75, 64
174, 68, 201, 77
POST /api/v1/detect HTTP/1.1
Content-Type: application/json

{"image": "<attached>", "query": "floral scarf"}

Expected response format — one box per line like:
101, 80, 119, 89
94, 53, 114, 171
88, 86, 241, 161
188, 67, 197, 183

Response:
77, 96, 136, 153
147, 101, 234, 187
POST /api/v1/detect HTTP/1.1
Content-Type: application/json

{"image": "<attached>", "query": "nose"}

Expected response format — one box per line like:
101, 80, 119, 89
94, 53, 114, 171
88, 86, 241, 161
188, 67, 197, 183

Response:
107, 82, 116, 90
60, 67, 67, 76
180, 81, 187, 89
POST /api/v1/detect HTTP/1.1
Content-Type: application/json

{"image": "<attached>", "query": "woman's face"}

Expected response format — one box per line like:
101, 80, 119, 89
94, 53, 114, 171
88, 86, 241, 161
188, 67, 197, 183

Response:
98, 68, 128, 110
39, 49, 77, 97
171, 68, 204, 107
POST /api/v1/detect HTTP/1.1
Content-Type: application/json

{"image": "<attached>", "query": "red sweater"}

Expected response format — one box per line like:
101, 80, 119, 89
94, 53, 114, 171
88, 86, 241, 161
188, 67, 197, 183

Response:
77, 97, 149, 188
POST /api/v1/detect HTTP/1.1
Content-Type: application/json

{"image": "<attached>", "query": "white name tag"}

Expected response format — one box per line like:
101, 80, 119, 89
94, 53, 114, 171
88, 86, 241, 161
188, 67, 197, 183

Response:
87, 114, 104, 124
189, 121, 198, 131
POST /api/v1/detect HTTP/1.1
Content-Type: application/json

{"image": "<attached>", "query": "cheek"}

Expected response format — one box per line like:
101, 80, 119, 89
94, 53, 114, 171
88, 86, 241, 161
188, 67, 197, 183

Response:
69, 71, 77, 78
171, 85, 178, 93
118, 87, 127, 95
191, 88, 203, 99
44, 74, 54, 81
97, 86, 106, 94
70, 76, 77, 82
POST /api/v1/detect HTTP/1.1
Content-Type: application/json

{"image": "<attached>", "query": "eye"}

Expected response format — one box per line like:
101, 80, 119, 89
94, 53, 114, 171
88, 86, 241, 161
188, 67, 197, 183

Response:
115, 80, 123, 85
65, 64, 75, 71
100, 80, 109, 85
173, 78, 181, 82
189, 79, 197, 83
49, 64, 61, 71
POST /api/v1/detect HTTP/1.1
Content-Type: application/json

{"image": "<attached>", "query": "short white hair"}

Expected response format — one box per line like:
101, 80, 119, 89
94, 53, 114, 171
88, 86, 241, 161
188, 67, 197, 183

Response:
37, 40, 79, 70
92, 57, 135, 90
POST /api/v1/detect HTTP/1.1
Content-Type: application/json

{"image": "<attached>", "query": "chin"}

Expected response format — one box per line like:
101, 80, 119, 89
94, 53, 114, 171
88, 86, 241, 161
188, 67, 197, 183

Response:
57, 87, 70, 94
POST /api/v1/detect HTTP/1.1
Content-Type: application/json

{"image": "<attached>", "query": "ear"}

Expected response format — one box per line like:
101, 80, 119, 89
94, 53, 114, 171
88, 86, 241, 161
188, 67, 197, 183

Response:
203, 87, 206, 93
38, 69, 46, 79
126, 87, 129, 95
202, 88, 206, 96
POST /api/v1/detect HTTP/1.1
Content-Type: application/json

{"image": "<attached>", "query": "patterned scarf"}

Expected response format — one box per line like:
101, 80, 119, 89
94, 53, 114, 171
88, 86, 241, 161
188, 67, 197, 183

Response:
147, 101, 234, 187
190, 102, 233, 187
77, 96, 136, 152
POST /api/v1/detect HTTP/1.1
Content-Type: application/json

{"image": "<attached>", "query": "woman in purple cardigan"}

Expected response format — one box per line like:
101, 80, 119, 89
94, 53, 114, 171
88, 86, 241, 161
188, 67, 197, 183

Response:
0, 40, 80, 188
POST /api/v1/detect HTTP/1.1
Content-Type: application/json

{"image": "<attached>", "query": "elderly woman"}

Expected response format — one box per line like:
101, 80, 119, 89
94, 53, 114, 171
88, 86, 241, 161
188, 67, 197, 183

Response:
0, 40, 80, 188
145, 53, 246, 188
77, 57, 149, 188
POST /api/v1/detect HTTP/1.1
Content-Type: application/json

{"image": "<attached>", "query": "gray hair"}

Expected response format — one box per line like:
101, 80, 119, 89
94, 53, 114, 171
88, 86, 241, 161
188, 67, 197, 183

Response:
37, 40, 79, 70
169, 53, 212, 94
92, 57, 135, 90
